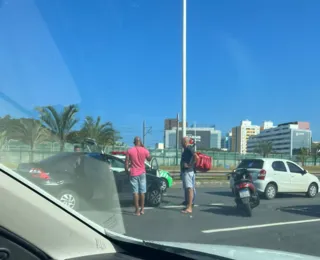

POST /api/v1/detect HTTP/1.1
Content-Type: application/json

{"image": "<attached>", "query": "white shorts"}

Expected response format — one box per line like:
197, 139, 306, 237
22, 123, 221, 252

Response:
182, 171, 195, 189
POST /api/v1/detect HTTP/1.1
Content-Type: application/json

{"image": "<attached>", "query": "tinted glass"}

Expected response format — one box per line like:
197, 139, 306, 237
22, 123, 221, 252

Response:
287, 162, 303, 173
272, 161, 287, 172
237, 159, 264, 169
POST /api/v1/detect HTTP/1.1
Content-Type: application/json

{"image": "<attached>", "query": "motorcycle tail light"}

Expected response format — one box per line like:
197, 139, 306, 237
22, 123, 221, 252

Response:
237, 183, 249, 189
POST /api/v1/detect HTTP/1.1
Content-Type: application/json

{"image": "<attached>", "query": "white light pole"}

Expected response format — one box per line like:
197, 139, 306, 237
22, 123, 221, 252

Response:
182, 0, 187, 138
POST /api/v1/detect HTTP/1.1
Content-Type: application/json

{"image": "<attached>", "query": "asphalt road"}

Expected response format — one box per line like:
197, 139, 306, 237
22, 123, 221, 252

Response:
79, 186, 320, 258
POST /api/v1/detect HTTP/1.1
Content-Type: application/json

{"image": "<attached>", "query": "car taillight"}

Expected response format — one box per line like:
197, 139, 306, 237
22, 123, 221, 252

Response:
30, 168, 50, 180
258, 169, 266, 180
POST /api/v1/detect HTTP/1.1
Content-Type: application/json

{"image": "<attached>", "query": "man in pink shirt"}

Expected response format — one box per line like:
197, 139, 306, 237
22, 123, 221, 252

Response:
125, 136, 152, 216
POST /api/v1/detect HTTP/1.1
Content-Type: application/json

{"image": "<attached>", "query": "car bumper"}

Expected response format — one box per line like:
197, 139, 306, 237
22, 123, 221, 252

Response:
167, 176, 173, 187
253, 180, 267, 193
37, 181, 64, 197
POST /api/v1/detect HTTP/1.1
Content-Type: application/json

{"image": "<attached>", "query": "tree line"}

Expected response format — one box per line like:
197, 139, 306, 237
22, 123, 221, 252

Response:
0, 105, 121, 159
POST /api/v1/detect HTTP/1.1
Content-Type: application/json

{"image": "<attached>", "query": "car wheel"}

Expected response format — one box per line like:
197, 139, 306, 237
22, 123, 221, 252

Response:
146, 188, 162, 207
307, 183, 318, 198
160, 178, 168, 193
264, 183, 277, 200
57, 189, 80, 210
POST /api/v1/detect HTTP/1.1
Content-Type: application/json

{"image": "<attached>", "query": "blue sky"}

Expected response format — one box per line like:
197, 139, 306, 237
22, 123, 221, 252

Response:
1, 0, 320, 146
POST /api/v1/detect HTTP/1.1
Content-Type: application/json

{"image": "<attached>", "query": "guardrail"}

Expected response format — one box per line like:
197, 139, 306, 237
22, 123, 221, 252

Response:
169, 171, 320, 178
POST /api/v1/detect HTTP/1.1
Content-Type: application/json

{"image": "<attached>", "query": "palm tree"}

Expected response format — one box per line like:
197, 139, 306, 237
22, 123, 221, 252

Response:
10, 119, 51, 162
0, 131, 7, 150
311, 143, 320, 166
0, 115, 11, 132
297, 147, 309, 166
37, 105, 79, 151
81, 116, 116, 148
254, 141, 273, 157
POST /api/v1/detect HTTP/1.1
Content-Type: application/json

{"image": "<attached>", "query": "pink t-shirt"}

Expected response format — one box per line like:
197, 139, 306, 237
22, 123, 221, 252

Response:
127, 146, 150, 176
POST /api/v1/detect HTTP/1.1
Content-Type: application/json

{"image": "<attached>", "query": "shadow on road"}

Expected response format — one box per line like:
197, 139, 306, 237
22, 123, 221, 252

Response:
201, 205, 244, 217
206, 191, 233, 198
275, 193, 307, 199
278, 205, 320, 218
165, 194, 182, 199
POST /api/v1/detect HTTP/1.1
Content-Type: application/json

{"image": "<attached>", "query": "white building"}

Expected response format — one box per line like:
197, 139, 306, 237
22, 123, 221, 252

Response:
261, 121, 274, 130
155, 143, 164, 150
231, 120, 260, 154
247, 121, 312, 156
165, 127, 221, 150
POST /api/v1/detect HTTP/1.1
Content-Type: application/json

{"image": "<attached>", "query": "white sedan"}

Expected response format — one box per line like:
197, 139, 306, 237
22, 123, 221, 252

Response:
229, 158, 320, 200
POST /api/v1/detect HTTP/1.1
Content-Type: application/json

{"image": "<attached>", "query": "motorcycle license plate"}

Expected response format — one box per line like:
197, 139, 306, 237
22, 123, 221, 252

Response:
239, 189, 250, 198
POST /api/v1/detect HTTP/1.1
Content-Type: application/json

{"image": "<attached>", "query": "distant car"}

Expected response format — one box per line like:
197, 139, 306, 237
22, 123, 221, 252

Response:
17, 152, 163, 210
229, 158, 320, 200
110, 153, 173, 192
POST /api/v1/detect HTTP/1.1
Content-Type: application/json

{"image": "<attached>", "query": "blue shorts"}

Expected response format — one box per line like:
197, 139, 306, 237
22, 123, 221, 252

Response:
130, 173, 147, 194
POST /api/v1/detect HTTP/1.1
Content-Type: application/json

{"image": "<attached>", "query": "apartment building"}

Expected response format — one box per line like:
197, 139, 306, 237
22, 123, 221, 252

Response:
165, 127, 221, 150
231, 120, 260, 154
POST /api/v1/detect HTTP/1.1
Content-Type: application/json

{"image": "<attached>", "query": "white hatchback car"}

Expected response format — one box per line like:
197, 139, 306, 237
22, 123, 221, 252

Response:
229, 158, 320, 199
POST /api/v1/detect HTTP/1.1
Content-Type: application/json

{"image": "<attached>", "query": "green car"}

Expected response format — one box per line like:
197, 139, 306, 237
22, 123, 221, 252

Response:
145, 158, 173, 192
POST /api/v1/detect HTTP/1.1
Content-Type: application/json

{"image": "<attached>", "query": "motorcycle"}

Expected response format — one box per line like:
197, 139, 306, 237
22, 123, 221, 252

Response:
232, 168, 260, 217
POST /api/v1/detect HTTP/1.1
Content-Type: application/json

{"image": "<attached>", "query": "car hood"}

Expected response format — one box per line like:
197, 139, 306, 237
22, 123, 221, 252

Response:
145, 241, 319, 260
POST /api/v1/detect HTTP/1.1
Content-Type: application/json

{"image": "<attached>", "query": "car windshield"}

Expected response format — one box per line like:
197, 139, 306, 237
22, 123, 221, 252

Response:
237, 159, 264, 169
1, 0, 320, 258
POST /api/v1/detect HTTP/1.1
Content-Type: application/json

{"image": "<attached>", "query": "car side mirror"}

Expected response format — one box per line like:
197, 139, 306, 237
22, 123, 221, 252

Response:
302, 169, 307, 174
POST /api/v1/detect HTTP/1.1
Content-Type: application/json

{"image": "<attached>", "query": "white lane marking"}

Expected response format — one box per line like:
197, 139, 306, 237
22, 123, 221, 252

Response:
116, 204, 202, 211
209, 203, 224, 206
124, 205, 200, 210
202, 218, 320, 234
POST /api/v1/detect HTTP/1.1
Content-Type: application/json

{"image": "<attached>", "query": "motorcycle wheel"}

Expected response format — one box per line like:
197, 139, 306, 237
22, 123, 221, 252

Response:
243, 202, 252, 217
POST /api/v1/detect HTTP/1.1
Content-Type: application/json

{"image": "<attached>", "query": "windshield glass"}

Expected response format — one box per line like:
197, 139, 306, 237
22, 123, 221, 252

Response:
2, 0, 320, 258
237, 159, 264, 169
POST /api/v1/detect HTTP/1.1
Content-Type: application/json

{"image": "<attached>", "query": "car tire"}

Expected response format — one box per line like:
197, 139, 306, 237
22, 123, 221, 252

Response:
160, 178, 168, 193
264, 183, 277, 200
307, 183, 318, 198
57, 189, 80, 210
146, 188, 162, 207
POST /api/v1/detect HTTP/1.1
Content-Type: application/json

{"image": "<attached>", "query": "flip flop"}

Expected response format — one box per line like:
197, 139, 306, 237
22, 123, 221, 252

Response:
133, 212, 141, 216
181, 209, 192, 214
140, 211, 145, 215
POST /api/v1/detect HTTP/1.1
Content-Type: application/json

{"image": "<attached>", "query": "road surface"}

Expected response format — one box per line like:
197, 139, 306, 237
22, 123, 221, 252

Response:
80, 186, 320, 258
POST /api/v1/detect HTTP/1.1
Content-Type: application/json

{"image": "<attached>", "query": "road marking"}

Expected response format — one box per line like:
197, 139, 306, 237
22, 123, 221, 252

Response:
116, 204, 200, 211
209, 203, 224, 206
142, 205, 200, 210
202, 218, 320, 233
161, 205, 199, 208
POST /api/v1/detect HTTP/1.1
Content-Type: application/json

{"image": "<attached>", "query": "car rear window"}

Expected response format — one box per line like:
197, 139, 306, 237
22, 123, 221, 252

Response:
237, 159, 264, 169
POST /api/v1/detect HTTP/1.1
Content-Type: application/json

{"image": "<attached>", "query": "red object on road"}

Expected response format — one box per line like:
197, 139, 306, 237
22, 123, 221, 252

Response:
195, 152, 212, 172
